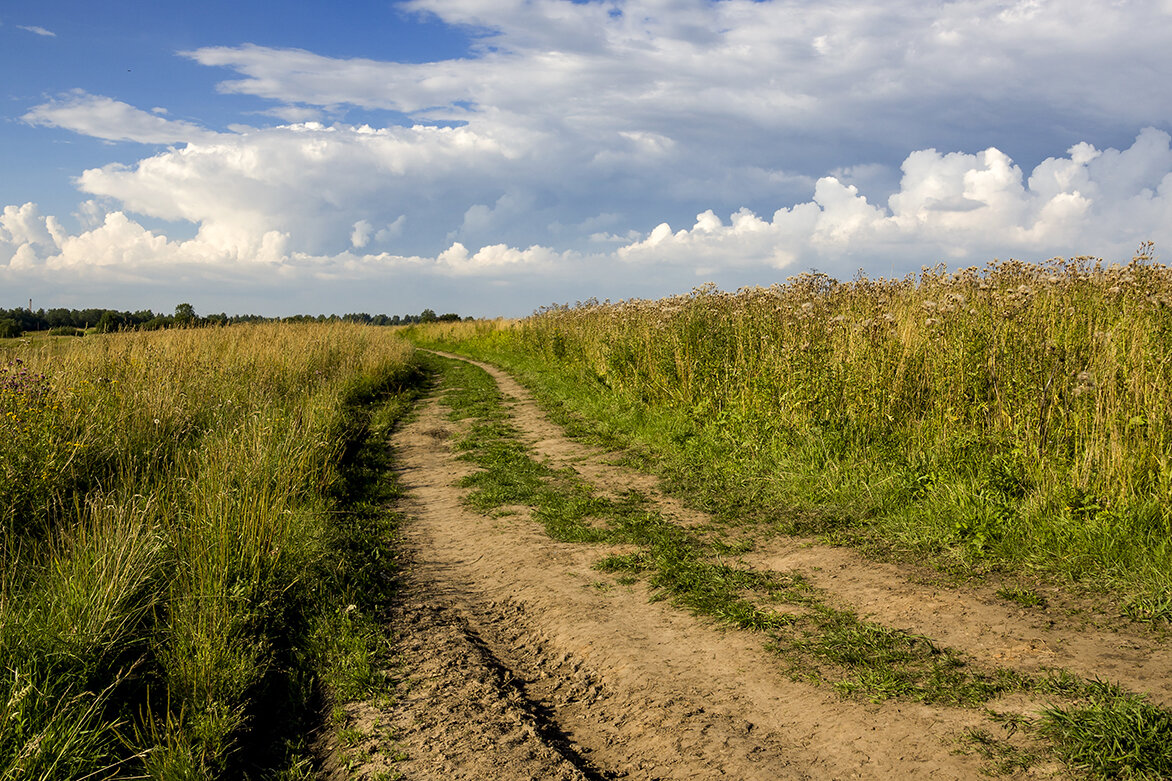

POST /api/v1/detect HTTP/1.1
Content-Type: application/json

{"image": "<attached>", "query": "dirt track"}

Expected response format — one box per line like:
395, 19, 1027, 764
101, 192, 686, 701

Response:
334, 352, 1169, 779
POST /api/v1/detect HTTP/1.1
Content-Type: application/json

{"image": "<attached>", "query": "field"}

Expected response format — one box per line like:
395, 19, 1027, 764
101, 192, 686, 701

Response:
3, 255, 1172, 779
1, 324, 423, 778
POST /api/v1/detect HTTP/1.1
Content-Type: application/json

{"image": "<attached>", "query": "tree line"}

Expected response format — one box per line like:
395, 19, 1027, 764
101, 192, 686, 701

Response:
0, 304, 465, 338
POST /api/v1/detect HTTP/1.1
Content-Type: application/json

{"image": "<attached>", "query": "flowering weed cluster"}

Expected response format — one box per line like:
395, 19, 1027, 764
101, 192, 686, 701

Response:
0, 359, 71, 537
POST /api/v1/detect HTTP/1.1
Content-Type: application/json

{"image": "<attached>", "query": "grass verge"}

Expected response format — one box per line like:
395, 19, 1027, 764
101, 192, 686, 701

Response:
0, 324, 426, 779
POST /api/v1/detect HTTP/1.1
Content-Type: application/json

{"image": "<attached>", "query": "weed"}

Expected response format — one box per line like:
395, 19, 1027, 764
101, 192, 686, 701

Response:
407, 255, 1172, 599
1122, 590, 1172, 624
996, 586, 1047, 608
958, 727, 1039, 775
1039, 681, 1172, 779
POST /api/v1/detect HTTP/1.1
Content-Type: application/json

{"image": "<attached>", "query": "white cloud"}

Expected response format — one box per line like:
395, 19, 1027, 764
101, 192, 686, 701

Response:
70, 119, 524, 257
0, 207, 557, 281
259, 105, 325, 123
17, 25, 55, 37
350, 220, 373, 249
375, 215, 407, 242
1, 203, 56, 248
183, 0, 1172, 153
617, 129, 1172, 274
23, 91, 221, 145
5, 129, 1172, 299
11, 1, 1172, 314
157, 0, 1172, 268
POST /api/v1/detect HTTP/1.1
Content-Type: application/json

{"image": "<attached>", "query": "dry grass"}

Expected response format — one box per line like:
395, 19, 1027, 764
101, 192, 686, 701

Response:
1, 323, 416, 778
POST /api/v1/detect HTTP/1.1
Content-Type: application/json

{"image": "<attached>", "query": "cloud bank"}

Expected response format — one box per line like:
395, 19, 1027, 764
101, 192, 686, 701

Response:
8, 0, 1172, 313
5, 128, 1172, 297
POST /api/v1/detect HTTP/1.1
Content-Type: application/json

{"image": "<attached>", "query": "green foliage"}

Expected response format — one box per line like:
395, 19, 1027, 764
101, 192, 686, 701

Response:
995, 586, 1047, 608
173, 303, 196, 324
1040, 681, 1172, 779
0, 320, 19, 339
94, 311, 125, 333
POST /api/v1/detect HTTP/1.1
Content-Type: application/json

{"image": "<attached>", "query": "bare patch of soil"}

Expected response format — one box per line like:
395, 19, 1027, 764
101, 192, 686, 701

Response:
737, 541, 1172, 707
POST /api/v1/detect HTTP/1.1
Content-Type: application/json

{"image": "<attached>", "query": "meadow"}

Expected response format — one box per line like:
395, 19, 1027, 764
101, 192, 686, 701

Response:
1, 323, 422, 779
409, 251, 1172, 614
5, 251, 1171, 778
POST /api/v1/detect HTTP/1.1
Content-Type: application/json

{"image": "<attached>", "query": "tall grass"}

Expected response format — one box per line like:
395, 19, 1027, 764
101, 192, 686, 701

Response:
411, 253, 1172, 603
0, 323, 417, 778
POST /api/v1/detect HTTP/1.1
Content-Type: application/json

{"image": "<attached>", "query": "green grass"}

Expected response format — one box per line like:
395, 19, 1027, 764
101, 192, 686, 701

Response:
996, 586, 1048, 608
0, 324, 425, 779
419, 347, 1172, 779
1039, 681, 1172, 779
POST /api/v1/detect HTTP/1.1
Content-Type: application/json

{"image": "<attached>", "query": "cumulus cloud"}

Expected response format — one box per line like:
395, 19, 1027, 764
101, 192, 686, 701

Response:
23, 91, 221, 145
350, 220, 373, 249
617, 129, 1172, 275
70, 119, 528, 258
5, 129, 1172, 298
12, 1, 1172, 313
0, 204, 558, 282
184, 0, 1172, 166
152, 0, 1172, 273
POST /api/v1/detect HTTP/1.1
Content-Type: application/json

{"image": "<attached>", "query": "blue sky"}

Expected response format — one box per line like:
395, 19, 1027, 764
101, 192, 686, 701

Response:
3, 0, 1171, 317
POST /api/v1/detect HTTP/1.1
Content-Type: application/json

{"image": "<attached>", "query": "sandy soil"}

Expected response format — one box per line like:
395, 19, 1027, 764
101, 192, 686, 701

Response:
334, 351, 1168, 779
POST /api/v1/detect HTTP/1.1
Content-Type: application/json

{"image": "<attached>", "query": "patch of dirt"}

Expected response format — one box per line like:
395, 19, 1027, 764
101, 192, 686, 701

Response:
440, 351, 713, 529
737, 541, 1172, 706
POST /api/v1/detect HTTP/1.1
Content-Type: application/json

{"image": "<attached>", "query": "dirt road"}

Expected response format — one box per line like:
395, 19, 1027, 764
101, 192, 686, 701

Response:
333, 352, 1168, 779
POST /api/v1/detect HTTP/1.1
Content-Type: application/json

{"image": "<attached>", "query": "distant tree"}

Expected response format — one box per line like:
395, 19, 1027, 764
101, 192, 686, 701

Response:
438, 312, 460, 322
46, 308, 73, 328
174, 303, 196, 325
95, 311, 126, 333
140, 316, 170, 331
0, 318, 20, 338
419, 308, 438, 323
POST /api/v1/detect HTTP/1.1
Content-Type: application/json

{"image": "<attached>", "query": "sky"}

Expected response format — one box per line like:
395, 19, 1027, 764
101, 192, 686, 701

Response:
2, 0, 1171, 318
